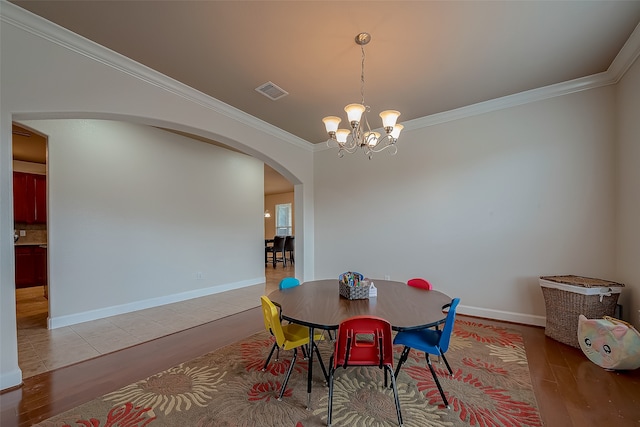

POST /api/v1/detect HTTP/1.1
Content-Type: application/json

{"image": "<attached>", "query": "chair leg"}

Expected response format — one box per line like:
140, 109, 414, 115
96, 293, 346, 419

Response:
440, 352, 453, 375
426, 354, 450, 409
386, 365, 404, 426
277, 348, 298, 401
327, 356, 335, 427
394, 346, 411, 379
313, 341, 329, 383
262, 341, 278, 371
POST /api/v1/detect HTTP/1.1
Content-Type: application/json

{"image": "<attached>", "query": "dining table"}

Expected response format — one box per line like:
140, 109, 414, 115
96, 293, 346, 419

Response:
267, 278, 452, 409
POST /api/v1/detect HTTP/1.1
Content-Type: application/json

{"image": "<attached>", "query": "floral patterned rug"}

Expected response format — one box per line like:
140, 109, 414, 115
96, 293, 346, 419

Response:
35, 319, 542, 427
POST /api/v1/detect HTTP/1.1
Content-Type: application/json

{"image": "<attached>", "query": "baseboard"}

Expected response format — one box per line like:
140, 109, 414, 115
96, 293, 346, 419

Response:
458, 304, 546, 327
47, 277, 264, 329
0, 367, 23, 391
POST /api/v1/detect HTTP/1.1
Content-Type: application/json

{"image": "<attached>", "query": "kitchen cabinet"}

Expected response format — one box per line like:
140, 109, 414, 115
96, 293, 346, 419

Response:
13, 172, 30, 223
13, 172, 46, 224
33, 174, 47, 223
15, 245, 47, 289
15, 246, 35, 287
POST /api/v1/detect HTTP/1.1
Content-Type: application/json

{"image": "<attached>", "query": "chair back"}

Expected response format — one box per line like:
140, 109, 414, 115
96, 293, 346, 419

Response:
333, 316, 394, 369
261, 296, 285, 347
272, 235, 286, 251
407, 278, 432, 290
438, 298, 461, 353
284, 235, 294, 251
279, 277, 300, 289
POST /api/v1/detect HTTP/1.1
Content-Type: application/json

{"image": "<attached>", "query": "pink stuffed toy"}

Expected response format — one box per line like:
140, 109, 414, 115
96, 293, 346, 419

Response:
578, 315, 640, 370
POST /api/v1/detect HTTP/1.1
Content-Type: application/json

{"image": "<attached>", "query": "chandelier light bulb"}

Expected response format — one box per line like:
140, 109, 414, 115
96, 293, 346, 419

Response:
390, 124, 404, 140
344, 104, 366, 127
365, 131, 381, 147
380, 110, 400, 130
322, 116, 341, 135
336, 129, 351, 144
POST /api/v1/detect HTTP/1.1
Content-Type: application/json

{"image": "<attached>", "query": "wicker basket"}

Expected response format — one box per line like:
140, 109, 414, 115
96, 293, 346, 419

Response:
339, 281, 370, 300
540, 275, 624, 348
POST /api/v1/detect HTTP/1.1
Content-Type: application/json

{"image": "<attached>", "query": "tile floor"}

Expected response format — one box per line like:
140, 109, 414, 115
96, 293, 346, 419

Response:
15, 265, 291, 378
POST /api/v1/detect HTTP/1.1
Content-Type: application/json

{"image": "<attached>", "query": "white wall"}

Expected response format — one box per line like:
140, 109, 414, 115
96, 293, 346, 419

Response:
616, 56, 640, 328
315, 87, 618, 325
21, 119, 264, 323
0, 4, 314, 390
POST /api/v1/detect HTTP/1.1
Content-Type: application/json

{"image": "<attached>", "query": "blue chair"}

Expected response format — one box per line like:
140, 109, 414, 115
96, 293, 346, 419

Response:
393, 298, 460, 409
262, 277, 301, 370
279, 277, 300, 289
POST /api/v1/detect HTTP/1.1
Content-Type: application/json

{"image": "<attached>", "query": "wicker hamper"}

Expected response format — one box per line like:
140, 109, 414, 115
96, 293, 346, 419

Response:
539, 275, 624, 348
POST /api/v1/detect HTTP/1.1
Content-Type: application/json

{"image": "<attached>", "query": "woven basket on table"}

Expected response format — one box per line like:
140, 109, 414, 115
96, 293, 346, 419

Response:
540, 275, 624, 348
339, 281, 370, 300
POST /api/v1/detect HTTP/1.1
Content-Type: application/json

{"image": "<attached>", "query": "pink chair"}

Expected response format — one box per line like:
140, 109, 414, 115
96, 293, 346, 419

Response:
407, 278, 432, 290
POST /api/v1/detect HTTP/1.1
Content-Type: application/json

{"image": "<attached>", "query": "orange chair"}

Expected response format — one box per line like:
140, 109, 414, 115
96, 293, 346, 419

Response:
407, 277, 432, 290
327, 316, 403, 426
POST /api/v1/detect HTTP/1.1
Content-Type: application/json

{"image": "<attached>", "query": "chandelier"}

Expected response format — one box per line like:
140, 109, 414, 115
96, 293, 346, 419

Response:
323, 32, 403, 159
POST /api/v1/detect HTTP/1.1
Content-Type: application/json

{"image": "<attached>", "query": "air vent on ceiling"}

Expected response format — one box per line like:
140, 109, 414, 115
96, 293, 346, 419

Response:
255, 81, 289, 101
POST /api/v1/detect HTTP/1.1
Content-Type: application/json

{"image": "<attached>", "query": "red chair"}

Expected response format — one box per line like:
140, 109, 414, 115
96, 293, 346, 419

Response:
327, 316, 403, 426
407, 277, 432, 290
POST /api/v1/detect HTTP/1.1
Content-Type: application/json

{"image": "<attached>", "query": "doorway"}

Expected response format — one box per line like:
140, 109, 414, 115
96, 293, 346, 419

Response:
12, 123, 49, 335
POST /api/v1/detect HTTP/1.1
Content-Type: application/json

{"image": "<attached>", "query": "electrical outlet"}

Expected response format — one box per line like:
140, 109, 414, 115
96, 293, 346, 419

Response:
384, 275, 391, 280
19, 230, 26, 236
195, 272, 203, 280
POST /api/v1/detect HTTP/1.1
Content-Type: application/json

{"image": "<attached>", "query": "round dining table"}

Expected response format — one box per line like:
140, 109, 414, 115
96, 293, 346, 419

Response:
267, 278, 453, 409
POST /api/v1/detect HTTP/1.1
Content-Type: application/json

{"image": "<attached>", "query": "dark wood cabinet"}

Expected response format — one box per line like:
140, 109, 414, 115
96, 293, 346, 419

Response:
33, 246, 47, 285
13, 172, 46, 224
34, 174, 47, 223
15, 245, 47, 289
13, 172, 31, 223
15, 246, 35, 288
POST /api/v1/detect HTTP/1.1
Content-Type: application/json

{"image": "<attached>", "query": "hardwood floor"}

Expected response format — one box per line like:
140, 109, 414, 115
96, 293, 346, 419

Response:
2, 267, 640, 427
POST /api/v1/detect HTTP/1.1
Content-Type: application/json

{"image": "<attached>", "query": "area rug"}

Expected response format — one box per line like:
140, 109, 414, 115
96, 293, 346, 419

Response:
34, 319, 542, 427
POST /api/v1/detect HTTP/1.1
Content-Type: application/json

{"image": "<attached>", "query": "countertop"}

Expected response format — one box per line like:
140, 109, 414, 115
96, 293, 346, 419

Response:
15, 242, 47, 247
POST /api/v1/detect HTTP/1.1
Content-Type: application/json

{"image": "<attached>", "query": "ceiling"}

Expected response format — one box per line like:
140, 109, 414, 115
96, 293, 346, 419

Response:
10, 1, 640, 147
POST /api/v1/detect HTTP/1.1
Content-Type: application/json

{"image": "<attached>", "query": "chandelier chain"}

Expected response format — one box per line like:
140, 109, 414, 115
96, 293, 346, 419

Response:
360, 43, 366, 106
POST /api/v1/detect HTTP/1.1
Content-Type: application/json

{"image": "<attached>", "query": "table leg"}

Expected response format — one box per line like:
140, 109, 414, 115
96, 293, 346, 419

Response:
307, 326, 314, 410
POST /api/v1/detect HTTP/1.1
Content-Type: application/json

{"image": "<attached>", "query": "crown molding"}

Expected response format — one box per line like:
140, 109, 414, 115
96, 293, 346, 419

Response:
401, 23, 640, 133
608, 21, 640, 82
0, 1, 314, 152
